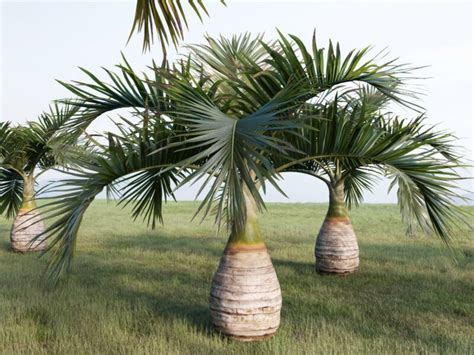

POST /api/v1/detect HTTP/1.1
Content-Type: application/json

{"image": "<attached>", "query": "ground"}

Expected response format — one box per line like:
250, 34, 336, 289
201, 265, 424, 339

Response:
0, 202, 472, 354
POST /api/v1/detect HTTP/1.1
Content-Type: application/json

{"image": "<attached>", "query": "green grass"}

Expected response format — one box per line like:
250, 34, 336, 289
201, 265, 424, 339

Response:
0, 201, 473, 354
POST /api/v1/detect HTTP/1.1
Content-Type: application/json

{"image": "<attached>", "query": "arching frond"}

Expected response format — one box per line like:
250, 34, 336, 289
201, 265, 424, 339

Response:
28, 103, 82, 171
56, 55, 214, 134
57, 56, 171, 132
263, 31, 422, 110
0, 168, 23, 219
38, 116, 188, 285
163, 73, 305, 234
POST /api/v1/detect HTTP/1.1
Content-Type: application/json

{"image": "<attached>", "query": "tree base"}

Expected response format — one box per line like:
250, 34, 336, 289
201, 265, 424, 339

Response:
316, 268, 357, 276
315, 217, 359, 275
209, 243, 282, 341
227, 332, 275, 342
10, 209, 46, 252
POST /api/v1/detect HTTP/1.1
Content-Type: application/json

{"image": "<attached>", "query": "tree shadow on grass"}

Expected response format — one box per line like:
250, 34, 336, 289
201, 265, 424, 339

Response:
0, 228, 222, 340
65, 231, 225, 338
0, 223, 11, 252
76, 262, 216, 337
83, 233, 471, 350
0, 240, 10, 252
361, 241, 474, 268
272, 242, 473, 352
95, 230, 225, 258
92, 264, 215, 336
15, 229, 471, 350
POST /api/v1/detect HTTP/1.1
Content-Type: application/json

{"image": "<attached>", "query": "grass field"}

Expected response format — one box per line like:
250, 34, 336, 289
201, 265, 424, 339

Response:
0, 201, 473, 354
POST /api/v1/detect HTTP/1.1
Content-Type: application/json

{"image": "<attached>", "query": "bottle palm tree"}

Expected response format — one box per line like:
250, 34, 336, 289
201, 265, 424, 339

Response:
275, 91, 468, 274
37, 33, 421, 340
188, 33, 468, 275
0, 104, 80, 252
37, 98, 294, 340
38, 64, 297, 340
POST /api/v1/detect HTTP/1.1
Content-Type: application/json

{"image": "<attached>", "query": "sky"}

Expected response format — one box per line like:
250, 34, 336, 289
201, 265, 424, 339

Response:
1, 0, 472, 203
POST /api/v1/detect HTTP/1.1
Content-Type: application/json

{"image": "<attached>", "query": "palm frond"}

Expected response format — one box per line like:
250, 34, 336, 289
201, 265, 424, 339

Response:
0, 126, 32, 173
373, 114, 463, 164
385, 155, 468, 243
187, 33, 270, 82
57, 55, 174, 132
129, 0, 226, 52
163, 73, 305, 234
33, 102, 80, 140
1, 103, 81, 176
0, 122, 13, 160
181, 31, 422, 117
27, 103, 82, 171
38, 116, 186, 285
344, 166, 379, 209
263, 31, 423, 110
0, 168, 23, 218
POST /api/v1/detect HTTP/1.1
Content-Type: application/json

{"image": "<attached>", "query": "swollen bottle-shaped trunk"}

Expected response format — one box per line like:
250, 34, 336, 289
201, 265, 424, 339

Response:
10, 175, 46, 252
209, 185, 282, 341
315, 181, 359, 275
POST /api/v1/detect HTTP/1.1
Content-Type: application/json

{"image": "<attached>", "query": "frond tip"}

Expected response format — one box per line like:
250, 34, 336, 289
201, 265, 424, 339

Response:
129, 0, 226, 53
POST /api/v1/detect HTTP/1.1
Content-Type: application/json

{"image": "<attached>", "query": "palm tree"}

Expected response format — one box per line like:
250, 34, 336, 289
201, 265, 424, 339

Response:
188, 33, 467, 275
39, 63, 294, 340
37, 33, 419, 340
0, 104, 80, 252
275, 90, 468, 274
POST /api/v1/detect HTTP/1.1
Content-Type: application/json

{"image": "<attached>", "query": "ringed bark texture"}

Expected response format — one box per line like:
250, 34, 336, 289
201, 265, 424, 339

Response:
10, 209, 46, 252
209, 244, 282, 341
315, 217, 359, 275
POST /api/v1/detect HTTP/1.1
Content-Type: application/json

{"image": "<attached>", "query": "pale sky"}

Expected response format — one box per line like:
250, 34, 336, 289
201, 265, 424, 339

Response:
1, 0, 472, 203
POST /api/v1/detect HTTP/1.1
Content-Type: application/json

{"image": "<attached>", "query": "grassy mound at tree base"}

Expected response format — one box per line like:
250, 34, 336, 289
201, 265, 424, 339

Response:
0, 202, 472, 354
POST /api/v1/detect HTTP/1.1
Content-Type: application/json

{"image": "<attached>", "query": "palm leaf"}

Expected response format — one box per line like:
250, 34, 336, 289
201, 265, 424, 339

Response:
57, 55, 177, 132
264, 31, 423, 110
0, 168, 23, 219
344, 166, 379, 208
163, 72, 306, 233
129, 0, 226, 52
0, 122, 13, 160
37, 116, 187, 285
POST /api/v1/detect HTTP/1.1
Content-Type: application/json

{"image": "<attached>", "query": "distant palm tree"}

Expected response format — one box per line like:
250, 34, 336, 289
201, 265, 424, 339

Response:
37, 33, 414, 340
275, 89, 467, 274
0, 104, 81, 252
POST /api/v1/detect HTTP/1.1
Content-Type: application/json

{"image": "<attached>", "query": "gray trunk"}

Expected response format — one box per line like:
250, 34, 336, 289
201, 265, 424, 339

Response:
209, 244, 282, 340
315, 216, 359, 274
315, 180, 359, 274
10, 209, 46, 253
209, 183, 282, 340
